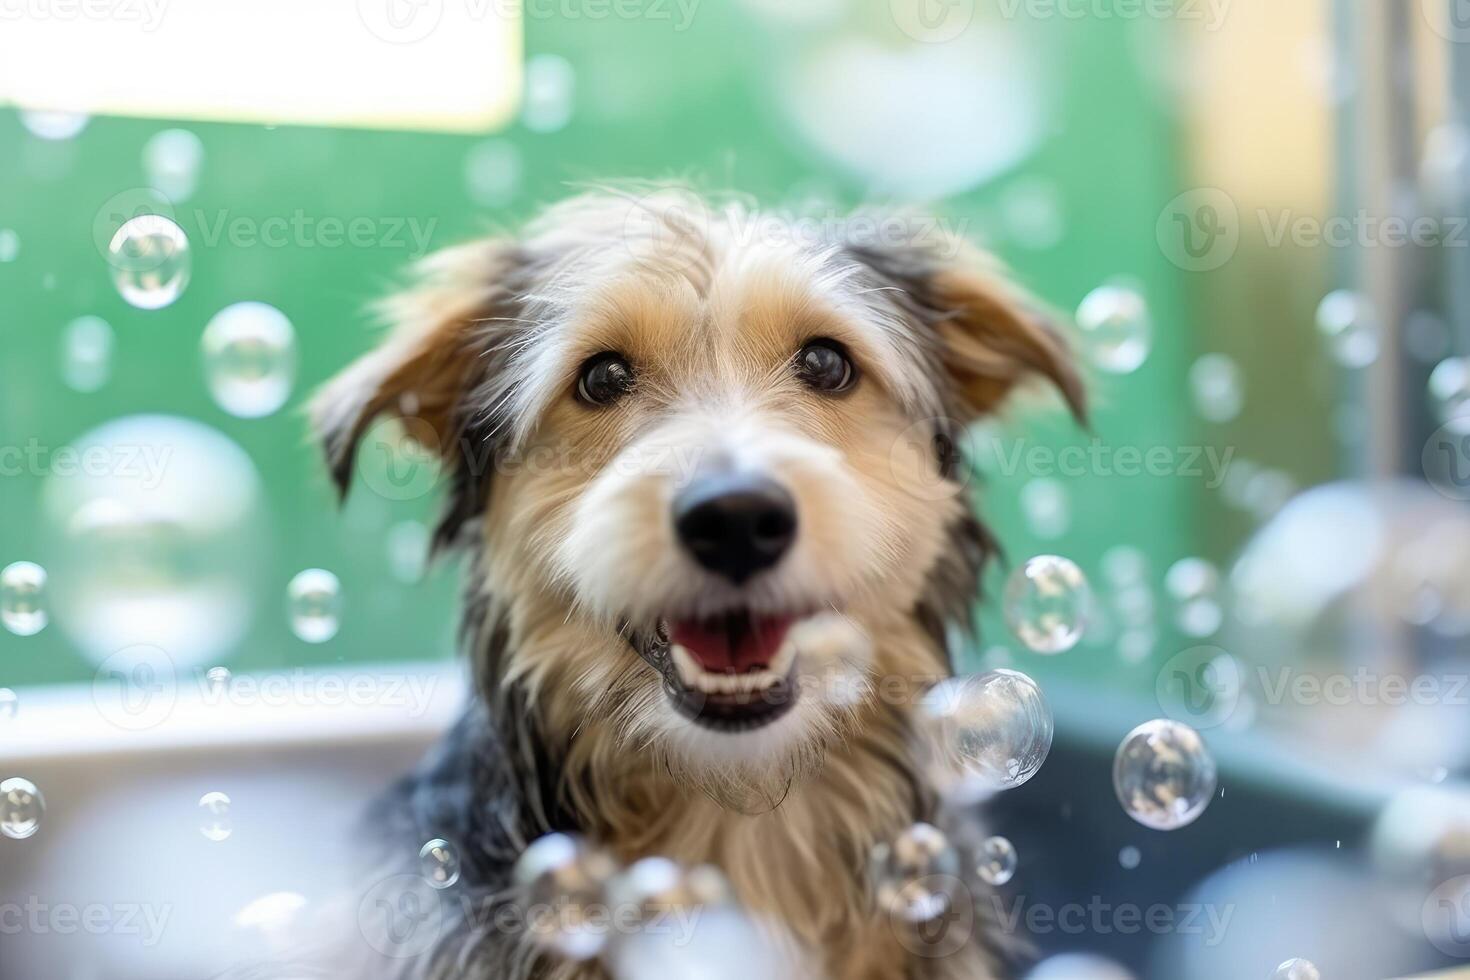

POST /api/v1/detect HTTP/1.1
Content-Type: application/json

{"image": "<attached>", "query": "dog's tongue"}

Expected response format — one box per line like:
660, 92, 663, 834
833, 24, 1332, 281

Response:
671, 613, 795, 674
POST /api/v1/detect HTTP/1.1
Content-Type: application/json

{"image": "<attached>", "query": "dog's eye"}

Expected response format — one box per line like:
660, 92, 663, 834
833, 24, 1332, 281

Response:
794, 339, 856, 393
577, 352, 635, 406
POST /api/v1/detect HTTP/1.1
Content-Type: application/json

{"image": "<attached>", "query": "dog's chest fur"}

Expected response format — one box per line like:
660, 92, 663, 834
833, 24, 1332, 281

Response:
604, 755, 999, 980
369, 620, 1001, 980
583, 715, 922, 977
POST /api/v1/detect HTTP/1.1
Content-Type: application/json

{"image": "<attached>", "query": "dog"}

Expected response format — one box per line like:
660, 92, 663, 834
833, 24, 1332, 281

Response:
309, 187, 1083, 979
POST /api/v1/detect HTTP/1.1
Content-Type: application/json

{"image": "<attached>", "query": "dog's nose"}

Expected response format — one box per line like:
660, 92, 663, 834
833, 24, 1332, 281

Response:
673, 474, 797, 584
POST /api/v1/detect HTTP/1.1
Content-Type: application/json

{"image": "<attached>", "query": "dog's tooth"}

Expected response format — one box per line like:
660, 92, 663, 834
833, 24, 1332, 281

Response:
671, 644, 704, 688
768, 638, 797, 677
732, 670, 778, 694
669, 641, 793, 698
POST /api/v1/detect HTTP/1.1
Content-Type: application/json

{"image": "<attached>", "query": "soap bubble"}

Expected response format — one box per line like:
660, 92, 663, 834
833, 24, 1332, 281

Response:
1118, 628, 1157, 665
1113, 719, 1217, 830
1272, 959, 1321, 980
388, 521, 430, 583
1371, 785, 1470, 937
523, 54, 576, 132
1165, 558, 1219, 602
1383, 793, 1470, 954
1232, 481, 1470, 663
1020, 478, 1070, 539
1429, 357, 1470, 434
143, 128, 205, 202
1315, 290, 1379, 368
780, 34, 1043, 199
288, 569, 341, 644
1240, 468, 1298, 522
1188, 353, 1243, 422
61, 315, 114, 392
419, 838, 460, 889
198, 791, 232, 841
1076, 284, 1151, 374
19, 109, 89, 140
606, 857, 730, 926
1004, 555, 1090, 654
869, 822, 962, 923
0, 777, 44, 840
464, 139, 522, 207
514, 832, 618, 960
1026, 954, 1135, 979
1164, 557, 1223, 637
1, 561, 49, 636
1102, 546, 1149, 588
917, 670, 1053, 802
107, 213, 190, 309
608, 909, 785, 980
1112, 581, 1157, 630
1119, 845, 1141, 870
1422, 122, 1470, 210
42, 416, 265, 667
201, 302, 297, 418
0, 228, 18, 262
1000, 176, 1065, 251
606, 871, 792, 980
976, 836, 1017, 885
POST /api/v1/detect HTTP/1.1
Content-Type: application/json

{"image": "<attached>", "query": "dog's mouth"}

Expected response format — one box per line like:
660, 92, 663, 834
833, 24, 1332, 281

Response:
638, 610, 805, 732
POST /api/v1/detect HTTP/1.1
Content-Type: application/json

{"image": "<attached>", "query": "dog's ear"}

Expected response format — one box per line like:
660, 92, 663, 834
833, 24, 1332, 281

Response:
846, 237, 1086, 424
311, 239, 522, 504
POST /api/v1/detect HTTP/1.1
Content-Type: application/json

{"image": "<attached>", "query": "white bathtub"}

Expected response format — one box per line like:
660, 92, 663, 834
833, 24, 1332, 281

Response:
0, 661, 468, 979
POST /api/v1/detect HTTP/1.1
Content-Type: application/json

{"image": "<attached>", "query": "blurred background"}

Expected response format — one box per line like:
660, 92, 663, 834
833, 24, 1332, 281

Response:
2, 1, 1470, 978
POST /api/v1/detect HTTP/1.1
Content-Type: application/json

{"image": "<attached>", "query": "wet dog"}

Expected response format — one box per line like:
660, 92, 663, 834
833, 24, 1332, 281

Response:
311, 188, 1083, 979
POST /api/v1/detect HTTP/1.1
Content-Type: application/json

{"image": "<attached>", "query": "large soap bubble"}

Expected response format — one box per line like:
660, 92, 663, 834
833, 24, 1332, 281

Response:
1113, 719, 1217, 830
916, 669, 1053, 802
42, 416, 266, 666
1228, 480, 1470, 777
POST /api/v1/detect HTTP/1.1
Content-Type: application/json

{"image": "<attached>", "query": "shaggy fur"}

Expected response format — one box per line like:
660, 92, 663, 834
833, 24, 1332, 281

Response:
306, 188, 1082, 980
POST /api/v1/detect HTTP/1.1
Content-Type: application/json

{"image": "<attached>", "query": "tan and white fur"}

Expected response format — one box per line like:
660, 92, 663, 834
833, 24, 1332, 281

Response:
310, 187, 1083, 980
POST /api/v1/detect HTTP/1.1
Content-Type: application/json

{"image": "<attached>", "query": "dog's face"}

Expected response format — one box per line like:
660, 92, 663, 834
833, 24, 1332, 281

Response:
315, 190, 1081, 805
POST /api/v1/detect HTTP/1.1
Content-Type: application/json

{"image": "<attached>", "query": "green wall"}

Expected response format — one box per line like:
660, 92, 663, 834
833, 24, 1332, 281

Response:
0, 5, 1196, 689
